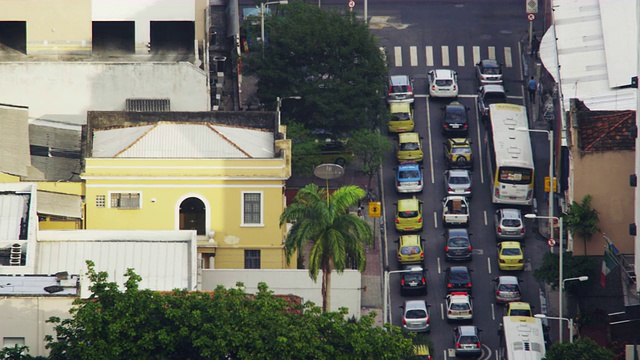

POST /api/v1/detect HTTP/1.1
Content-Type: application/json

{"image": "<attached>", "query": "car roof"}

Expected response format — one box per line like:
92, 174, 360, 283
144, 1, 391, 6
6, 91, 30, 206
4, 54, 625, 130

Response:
398, 198, 420, 211
432, 68, 456, 78
403, 264, 424, 271
458, 325, 478, 336
449, 138, 470, 145
500, 208, 522, 219
481, 84, 505, 92
500, 241, 522, 248
404, 300, 428, 310
447, 228, 469, 237
480, 59, 500, 68
390, 102, 411, 112
444, 195, 467, 202
498, 275, 519, 284
399, 132, 420, 142
390, 75, 411, 85
448, 292, 471, 301
399, 234, 421, 246
507, 302, 531, 310
398, 162, 420, 171
445, 101, 465, 109
447, 169, 470, 177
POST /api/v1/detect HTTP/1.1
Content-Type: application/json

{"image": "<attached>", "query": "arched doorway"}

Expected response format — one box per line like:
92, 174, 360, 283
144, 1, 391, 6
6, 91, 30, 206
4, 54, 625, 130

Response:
179, 197, 206, 235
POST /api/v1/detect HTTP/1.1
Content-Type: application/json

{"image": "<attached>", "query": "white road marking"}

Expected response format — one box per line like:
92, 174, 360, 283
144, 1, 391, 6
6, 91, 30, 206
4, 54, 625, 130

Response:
484, 210, 488, 225
491, 303, 495, 320
488, 46, 496, 60
433, 212, 438, 229
441, 45, 450, 66
437, 257, 442, 273
426, 46, 434, 67
473, 46, 481, 65
504, 46, 513, 68
410, 46, 418, 67
487, 257, 492, 274
457, 46, 465, 67
394, 46, 402, 67
440, 302, 445, 320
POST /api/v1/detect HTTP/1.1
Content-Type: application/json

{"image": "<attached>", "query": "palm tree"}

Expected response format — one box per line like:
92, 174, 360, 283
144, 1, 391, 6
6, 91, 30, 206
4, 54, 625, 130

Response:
563, 194, 600, 255
279, 183, 373, 312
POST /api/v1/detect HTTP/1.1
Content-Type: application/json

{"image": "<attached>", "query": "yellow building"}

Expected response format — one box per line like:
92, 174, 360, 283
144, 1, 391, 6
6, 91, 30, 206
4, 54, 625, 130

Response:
82, 112, 294, 270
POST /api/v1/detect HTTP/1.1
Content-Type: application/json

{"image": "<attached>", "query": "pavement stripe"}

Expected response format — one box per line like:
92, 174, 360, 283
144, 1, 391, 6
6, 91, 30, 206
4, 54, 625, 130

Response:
457, 45, 465, 67
488, 46, 496, 60
410, 46, 418, 67
425, 46, 434, 66
504, 46, 513, 68
394, 46, 402, 67
441, 45, 450, 66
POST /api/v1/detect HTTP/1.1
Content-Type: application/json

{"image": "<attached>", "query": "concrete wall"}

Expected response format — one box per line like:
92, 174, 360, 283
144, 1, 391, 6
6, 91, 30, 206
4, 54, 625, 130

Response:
0, 297, 75, 357
571, 149, 635, 255
202, 269, 362, 317
0, 63, 209, 125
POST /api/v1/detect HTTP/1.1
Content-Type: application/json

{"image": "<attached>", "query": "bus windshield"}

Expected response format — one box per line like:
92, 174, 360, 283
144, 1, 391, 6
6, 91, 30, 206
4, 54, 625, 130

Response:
498, 167, 532, 185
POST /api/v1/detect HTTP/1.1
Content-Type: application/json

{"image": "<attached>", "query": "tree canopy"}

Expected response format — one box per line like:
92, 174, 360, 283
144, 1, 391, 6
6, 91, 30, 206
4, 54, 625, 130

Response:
246, 1, 388, 134
563, 194, 600, 255
543, 337, 615, 360
533, 251, 595, 290
45, 261, 413, 359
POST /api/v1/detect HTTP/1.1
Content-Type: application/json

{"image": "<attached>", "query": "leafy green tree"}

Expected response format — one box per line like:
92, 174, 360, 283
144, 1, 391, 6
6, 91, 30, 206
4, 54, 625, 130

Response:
534, 251, 595, 290
563, 194, 600, 255
348, 129, 393, 193
543, 337, 615, 360
280, 184, 373, 312
0, 345, 46, 359
246, 1, 388, 134
46, 261, 412, 359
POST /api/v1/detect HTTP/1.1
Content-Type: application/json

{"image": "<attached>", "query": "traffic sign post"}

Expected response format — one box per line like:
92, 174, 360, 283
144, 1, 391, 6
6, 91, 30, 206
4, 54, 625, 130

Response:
348, 0, 355, 9
527, 13, 535, 50
548, 238, 556, 247
527, 13, 535, 21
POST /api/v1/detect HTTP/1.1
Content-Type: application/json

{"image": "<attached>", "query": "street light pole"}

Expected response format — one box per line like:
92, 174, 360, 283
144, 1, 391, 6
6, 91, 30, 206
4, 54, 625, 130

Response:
383, 268, 422, 326
261, 1, 288, 58
534, 314, 576, 343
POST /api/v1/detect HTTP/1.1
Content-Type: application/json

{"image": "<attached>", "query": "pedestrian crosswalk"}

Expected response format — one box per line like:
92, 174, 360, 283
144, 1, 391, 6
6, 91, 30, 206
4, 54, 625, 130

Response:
388, 45, 516, 69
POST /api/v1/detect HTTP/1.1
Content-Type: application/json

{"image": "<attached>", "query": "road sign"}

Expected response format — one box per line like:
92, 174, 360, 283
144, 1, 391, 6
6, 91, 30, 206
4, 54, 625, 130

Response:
348, 0, 355, 8
369, 201, 381, 218
548, 238, 557, 247
526, 0, 539, 14
527, 13, 535, 22
544, 176, 557, 193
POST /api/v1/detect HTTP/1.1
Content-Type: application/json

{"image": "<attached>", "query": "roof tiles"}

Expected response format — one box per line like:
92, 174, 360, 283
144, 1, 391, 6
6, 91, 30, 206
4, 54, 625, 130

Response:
575, 100, 635, 152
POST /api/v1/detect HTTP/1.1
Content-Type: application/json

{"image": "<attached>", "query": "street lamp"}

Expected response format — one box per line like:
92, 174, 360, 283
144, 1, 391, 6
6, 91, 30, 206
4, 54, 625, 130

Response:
517, 127, 554, 237
525, 213, 564, 341
562, 276, 589, 289
534, 314, 576, 343
383, 267, 423, 326
261, 0, 288, 58
276, 96, 301, 138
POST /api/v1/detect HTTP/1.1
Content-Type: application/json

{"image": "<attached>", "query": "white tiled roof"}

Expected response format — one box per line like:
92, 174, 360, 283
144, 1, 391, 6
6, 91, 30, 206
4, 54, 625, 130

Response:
92, 122, 275, 158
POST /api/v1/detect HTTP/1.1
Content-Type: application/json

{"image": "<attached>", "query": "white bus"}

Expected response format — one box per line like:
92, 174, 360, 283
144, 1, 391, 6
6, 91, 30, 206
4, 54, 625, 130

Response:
486, 103, 535, 206
499, 316, 546, 360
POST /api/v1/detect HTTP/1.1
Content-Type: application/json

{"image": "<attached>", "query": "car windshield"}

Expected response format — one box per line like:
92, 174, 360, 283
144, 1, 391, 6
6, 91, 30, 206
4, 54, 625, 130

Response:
459, 336, 479, 344
401, 246, 422, 255
391, 85, 410, 93
484, 92, 507, 104
446, 108, 466, 122
399, 210, 418, 218
405, 309, 427, 319
436, 79, 453, 86
502, 248, 522, 256
451, 147, 471, 154
502, 219, 522, 227
400, 170, 421, 179
482, 67, 501, 75
498, 167, 533, 185
449, 175, 470, 184
450, 303, 470, 311
510, 309, 531, 316
404, 272, 422, 281
392, 112, 411, 121
498, 283, 519, 292
400, 142, 420, 151
448, 238, 469, 247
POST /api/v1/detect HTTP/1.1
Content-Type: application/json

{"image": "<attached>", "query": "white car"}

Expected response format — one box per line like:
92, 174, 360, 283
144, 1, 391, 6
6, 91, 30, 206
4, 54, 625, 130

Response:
428, 69, 458, 98
446, 292, 473, 322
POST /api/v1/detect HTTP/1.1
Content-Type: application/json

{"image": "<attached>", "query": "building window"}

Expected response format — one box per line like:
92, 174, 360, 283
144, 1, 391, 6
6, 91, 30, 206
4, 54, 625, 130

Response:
242, 192, 263, 226
110, 192, 141, 209
96, 195, 106, 208
3, 337, 25, 349
245, 250, 261, 269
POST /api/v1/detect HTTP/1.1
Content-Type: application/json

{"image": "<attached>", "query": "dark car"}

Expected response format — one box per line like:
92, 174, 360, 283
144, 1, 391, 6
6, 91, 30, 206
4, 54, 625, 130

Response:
445, 229, 472, 261
400, 265, 427, 295
445, 266, 473, 294
441, 101, 469, 136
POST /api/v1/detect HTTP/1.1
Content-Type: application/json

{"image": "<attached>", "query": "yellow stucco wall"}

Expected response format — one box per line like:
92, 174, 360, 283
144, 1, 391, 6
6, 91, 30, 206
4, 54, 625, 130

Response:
571, 149, 635, 255
0, 0, 92, 54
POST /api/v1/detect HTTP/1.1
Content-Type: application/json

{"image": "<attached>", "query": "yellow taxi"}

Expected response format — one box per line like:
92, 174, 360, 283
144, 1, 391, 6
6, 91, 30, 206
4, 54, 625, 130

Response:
411, 344, 431, 360
388, 102, 415, 133
395, 198, 423, 232
397, 132, 424, 163
504, 301, 532, 317
497, 241, 524, 271
396, 235, 425, 265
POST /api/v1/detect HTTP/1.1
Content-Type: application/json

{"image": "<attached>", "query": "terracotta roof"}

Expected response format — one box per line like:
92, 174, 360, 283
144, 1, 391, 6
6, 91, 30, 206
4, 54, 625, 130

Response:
575, 100, 636, 152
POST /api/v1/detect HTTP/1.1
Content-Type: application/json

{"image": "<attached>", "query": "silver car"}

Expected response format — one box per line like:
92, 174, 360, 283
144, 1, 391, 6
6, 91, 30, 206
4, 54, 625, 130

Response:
494, 208, 525, 240
444, 169, 472, 198
387, 75, 415, 104
401, 300, 430, 332
453, 325, 482, 357
493, 276, 522, 304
